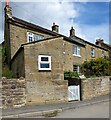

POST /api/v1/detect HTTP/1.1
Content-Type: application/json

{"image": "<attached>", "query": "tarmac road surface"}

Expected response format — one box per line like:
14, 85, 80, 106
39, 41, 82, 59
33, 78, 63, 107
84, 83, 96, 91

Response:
2, 95, 110, 118
54, 101, 109, 118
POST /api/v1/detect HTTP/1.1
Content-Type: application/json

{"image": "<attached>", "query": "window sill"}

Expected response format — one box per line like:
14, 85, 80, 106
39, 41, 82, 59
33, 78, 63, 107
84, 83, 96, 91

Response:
73, 54, 81, 57
38, 68, 51, 71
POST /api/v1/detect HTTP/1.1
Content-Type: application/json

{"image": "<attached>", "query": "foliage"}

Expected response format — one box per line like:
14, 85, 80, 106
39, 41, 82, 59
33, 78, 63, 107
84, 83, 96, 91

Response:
81, 57, 111, 77
64, 70, 79, 79
2, 65, 14, 78
2, 47, 7, 64
1, 47, 15, 78
43, 110, 58, 117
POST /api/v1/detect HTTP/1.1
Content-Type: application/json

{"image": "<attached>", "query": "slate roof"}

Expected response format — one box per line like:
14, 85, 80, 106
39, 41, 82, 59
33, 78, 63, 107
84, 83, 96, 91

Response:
7, 16, 108, 51
8, 16, 86, 46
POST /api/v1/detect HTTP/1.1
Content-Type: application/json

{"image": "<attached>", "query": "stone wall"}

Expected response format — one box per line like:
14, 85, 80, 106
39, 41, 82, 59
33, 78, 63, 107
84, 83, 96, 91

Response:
9, 23, 54, 59
81, 76, 110, 100
2, 77, 26, 108
23, 37, 68, 105
24, 37, 65, 81
1, 76, 68, 108
11, 48, 25, 78
26, 79, 68, 105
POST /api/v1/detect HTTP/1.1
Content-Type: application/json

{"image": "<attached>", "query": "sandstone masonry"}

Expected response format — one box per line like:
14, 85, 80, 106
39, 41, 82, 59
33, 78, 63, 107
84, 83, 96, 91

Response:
81, 76, 110, 100
2, 77, 26, 108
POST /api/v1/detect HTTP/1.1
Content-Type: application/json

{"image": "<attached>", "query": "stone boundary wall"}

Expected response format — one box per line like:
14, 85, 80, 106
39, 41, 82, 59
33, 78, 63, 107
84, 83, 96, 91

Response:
1, 77, 68, 108
81, 76, 111, 100
1, 77, 26, 108
26, 79, 68, 105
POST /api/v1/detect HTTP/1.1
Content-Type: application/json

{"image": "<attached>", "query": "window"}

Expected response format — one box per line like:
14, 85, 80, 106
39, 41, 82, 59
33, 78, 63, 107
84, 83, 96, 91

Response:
73, 65, 80, 73
38, 55, 51, 70
27, 32, 44, 43
73, 45, 80, 56
101, 50, 104, 57
34, 34, 44, 41
27, 32, 34, 42
91, 48, 95, 57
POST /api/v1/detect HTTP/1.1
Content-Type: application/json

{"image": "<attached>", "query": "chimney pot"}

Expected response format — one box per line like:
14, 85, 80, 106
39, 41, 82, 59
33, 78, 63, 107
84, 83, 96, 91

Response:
95, 39, 104, 46
52, 22, 59, 33
4, 4, 12, 18
70, 26, 75, 37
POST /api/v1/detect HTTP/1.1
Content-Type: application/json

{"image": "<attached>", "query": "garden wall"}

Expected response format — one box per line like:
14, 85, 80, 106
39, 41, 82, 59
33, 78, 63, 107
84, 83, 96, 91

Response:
81, 76, 110, 100
1, 77, 26, 108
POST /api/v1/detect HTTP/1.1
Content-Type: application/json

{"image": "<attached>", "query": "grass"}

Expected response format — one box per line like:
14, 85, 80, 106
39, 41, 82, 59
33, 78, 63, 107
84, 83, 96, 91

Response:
43, 110, 58, 117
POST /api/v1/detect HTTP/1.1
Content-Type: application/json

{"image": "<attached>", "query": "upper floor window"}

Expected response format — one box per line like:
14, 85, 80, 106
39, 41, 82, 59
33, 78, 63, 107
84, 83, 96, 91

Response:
27, 32, 44, 43
91, 48, 95, 57
38, 55, 51, 71
27, 32, 33, 42
73, 45, 80, 56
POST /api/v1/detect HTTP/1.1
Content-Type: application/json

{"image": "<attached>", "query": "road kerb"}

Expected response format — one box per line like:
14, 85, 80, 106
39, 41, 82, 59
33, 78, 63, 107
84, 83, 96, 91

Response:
3, 109, 63, 118
2, 98, 109, 118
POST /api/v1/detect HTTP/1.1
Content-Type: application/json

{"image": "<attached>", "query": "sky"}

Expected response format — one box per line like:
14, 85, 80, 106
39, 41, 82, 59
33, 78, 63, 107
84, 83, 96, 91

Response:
0, 1, 109, 44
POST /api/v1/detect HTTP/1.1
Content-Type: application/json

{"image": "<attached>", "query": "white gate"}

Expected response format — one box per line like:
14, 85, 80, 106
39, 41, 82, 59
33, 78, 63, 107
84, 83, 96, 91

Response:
68, 85, 80, 101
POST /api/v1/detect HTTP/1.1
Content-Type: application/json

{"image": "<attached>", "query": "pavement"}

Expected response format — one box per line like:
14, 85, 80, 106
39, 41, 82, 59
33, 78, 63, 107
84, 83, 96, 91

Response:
2, 95, 110, 118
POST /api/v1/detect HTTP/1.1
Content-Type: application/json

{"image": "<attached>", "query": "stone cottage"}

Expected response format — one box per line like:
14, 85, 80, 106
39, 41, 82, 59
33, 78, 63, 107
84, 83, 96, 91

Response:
3, 4, 109, 105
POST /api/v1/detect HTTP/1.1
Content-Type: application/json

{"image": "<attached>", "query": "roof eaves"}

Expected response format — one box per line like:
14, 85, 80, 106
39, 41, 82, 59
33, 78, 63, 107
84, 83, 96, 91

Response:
8, 16, 107, 49
8, 16, 87, 46
9, 16, 59, 36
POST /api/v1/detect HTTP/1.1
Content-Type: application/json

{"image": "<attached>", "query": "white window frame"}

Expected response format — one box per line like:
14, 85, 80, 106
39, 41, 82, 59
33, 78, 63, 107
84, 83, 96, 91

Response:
73, 45, 81, 57
34, 34, 44, 41
38, 55, 51, 71
27, 32, 44, 43
91, 48, 95, 57
27, 32, 34, 42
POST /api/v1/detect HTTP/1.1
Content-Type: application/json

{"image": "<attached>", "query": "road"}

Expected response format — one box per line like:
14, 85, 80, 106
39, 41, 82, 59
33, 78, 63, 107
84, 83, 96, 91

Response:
27, 101, 109, 118
2, 95, 109, 118
54, 101, 109, 118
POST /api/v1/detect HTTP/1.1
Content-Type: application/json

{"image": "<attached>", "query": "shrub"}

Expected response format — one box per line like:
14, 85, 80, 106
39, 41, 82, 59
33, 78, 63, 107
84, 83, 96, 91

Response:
64, 71, 79, 79
1, 47, 15, 78
2, 65, 15, 78
81, 57, 111, 77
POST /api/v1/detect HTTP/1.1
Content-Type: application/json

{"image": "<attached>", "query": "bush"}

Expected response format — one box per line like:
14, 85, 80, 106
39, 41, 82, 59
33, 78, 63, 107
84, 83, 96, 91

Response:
81, 57, 111, 77
1, 47, 15, 78
2, 65, 15, 78
64, 71, 79, 79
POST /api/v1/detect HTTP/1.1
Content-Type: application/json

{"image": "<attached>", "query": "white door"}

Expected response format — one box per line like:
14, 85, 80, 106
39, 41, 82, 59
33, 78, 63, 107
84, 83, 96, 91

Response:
68, 85, 80, 101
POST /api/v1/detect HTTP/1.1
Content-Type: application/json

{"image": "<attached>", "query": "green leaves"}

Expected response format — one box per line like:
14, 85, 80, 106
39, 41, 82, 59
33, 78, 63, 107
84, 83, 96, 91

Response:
64, 71, 79, 79
2, 65, 14, 78
1, 47, 15, 78
81, 57, 111, 77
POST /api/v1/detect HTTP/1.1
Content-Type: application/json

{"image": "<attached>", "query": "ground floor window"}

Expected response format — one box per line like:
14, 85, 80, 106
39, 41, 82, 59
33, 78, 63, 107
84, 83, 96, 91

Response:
73, 65, 80, 73
38, 55, 51, 70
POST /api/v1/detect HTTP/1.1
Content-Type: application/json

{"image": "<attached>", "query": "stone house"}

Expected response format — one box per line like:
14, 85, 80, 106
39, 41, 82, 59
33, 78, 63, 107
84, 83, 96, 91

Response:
95, 39, 111, 58
3, 4, 109, 105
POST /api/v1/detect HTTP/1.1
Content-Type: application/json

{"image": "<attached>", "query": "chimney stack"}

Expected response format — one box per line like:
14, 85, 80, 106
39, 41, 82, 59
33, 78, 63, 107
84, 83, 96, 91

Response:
4, 0, 12, 19
95, 39, 104, 46
52, 22, 59, 33
70, 27, 75, 37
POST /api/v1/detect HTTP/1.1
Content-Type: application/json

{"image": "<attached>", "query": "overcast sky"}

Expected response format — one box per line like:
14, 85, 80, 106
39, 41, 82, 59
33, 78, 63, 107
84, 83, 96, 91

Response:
0, 1, 109, 44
